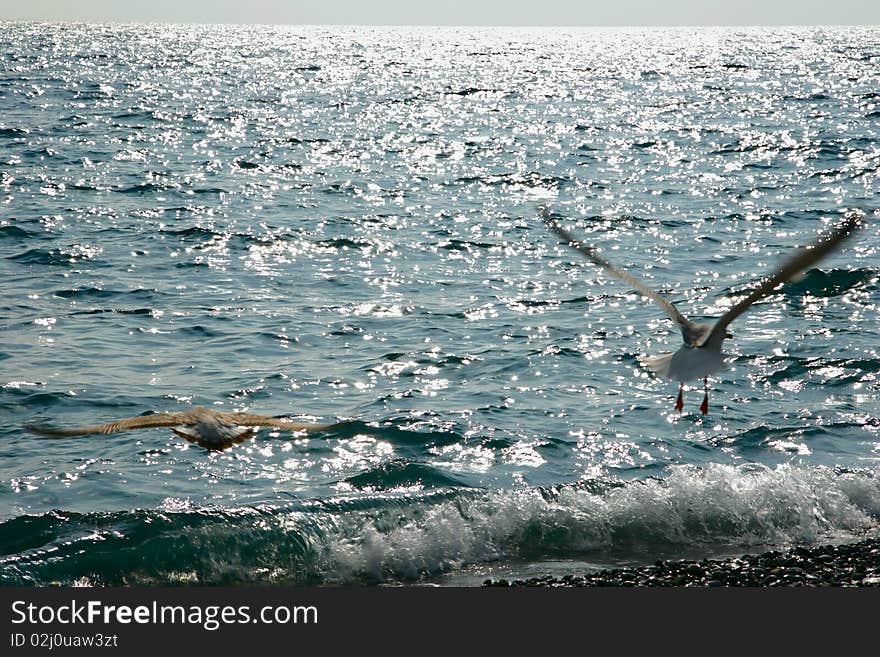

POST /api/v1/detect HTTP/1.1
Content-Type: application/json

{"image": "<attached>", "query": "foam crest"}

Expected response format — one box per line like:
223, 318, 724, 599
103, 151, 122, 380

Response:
317, 464, 880, 582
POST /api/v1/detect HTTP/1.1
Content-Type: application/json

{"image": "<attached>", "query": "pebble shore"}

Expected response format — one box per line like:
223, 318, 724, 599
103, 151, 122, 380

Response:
484, 538, 880, 587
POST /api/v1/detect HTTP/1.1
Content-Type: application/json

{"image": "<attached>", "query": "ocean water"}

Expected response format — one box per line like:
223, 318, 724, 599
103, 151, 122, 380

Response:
1, 23, 879, 586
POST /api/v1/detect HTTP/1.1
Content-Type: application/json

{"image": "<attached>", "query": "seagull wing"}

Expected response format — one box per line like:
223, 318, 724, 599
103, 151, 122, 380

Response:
25, 412, 191, 437
218, 412, 339, 432
705, 212, 864, 345
542, 207, 697, 336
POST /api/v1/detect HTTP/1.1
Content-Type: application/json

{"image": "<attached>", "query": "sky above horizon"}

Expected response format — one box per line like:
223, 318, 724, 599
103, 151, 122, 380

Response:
1, 0, 879, 26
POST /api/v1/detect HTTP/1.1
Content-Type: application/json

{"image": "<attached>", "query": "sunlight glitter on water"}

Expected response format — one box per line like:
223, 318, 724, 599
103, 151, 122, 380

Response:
1, 23, 879, 585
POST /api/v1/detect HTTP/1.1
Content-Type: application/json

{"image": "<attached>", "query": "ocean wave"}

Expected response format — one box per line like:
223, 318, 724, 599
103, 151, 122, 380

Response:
343, 459, 469, 490
444, 87, 500, 96
276, 463, 880, 582
69, 307, 154, 317
783, 267, 877, 297
53, 287, 158, 300
160, 225, 220, 239
2, 464, 877, 585
0, 127, 30, 139
113, 182, 172, 194
726, 421, 877, 449
7, 247, 102, 267
327, 420, 465, 449
760, 355, 880, 387
0, 225, 38, 240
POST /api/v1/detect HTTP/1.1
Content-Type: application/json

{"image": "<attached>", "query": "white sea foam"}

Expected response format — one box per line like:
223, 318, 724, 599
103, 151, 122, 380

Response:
315, 463, 880, 582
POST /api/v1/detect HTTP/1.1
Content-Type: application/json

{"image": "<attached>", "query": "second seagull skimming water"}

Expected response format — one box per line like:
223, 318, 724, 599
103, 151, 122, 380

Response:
542, 208, 864, 414
26, 406, 340, 450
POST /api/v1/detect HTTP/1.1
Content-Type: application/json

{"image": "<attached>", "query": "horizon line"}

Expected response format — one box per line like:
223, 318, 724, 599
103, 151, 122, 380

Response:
2, 19, 878, 28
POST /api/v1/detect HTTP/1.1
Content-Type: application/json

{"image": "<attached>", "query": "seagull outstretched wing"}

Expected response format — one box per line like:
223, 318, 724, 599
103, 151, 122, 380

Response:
25, 412, 190, 437
542, 207, 699, 341
217, 412, 339, 432
704, 212, 864, 346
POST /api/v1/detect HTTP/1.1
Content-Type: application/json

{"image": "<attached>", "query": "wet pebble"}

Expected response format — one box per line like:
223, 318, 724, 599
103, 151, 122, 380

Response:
483, 538, 880, 588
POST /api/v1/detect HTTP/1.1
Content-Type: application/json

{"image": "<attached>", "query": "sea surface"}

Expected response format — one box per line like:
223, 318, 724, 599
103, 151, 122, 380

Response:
1, 23, 879, 586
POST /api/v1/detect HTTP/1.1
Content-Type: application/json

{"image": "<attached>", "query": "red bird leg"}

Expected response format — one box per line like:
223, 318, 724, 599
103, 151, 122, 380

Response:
700, 378, 709, 415
675, 383, 684, 412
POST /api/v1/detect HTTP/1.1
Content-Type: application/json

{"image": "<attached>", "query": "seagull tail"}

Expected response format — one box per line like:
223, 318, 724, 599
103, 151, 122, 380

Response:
172, 425, 255, 450
171, 426, 202, 442
640, 352, 675, 379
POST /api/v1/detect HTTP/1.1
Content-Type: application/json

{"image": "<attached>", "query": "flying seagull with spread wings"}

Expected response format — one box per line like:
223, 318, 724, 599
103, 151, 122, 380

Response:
25, 405, 340, 450
542, 207, 864, 414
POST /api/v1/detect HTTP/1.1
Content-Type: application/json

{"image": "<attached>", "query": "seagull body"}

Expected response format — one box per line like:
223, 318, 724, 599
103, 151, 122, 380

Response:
25, 405, 338, 450
640, 326, 725, 382
542, 208, 863, 413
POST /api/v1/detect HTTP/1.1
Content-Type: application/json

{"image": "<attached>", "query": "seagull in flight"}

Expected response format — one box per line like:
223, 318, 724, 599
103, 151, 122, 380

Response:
542, 207, 864, 414
25, 406, 340, 450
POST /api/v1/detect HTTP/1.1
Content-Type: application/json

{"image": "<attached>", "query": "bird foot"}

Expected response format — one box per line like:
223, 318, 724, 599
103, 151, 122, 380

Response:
675, 388, 684, 412
699, 393, 709, 415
